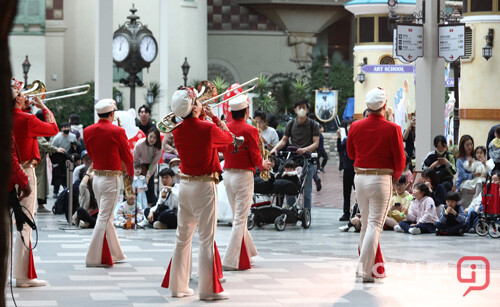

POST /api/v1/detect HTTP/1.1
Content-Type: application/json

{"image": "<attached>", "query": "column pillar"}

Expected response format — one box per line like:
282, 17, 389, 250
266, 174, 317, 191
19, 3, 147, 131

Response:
415, 0, 445, 170
94, 0, 113, 122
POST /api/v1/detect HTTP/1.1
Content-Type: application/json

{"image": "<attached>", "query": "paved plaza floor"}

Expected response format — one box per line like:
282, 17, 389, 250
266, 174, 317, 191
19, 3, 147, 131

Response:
6, 160, 500, 306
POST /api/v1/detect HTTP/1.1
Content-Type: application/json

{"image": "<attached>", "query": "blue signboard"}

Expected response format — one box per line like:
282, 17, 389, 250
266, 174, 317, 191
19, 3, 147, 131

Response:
361, 65, 415, 74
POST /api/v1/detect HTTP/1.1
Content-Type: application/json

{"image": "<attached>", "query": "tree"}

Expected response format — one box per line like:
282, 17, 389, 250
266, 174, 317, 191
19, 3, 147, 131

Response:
252, 74, 277, 114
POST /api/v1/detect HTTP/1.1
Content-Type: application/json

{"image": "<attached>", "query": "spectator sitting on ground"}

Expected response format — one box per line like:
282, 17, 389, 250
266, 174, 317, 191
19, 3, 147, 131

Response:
73, 166, 98, 228
422, 168, 447, 214
465, 170, 500, 232
455, 135, 475, 192
113, 194, 144, 229
139, 168, 178, 229
423, 135, 456, 192
338, 203, 361, 232
162, 131, 178, 163
462, 146, 495, 199
73, 150, 92, 183
384, 175, 413, 230
435, 191, 467, 236
487, 126, 500, 171
394, 182, 439, 235
404, 153, 414, 193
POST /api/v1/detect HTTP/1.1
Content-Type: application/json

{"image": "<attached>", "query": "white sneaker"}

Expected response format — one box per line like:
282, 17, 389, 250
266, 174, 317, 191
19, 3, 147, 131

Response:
339, 225, 350, 232
16, 278, 46, 288
409, 227, 421, 235
138, 220, 149, 228
79, 221, 90, 228
393, 225, 404, 233
172, 288, 194, 298
199, 291, 229, 301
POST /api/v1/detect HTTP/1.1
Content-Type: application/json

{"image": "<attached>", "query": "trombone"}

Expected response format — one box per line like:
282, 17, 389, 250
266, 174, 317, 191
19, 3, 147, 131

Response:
24, 80, 91, 102
157, 77, 259, 133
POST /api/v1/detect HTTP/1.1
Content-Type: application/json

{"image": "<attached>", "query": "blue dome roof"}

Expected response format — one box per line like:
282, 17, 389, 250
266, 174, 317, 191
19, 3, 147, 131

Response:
346, 0, 416, 5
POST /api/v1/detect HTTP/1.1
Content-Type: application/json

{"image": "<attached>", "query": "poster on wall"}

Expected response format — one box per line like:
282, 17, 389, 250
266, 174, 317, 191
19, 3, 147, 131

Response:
314, 90, 338, 122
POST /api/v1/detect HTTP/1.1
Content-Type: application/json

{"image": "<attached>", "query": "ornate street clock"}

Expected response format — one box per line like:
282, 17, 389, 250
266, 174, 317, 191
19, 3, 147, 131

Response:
113, 5, 158, 108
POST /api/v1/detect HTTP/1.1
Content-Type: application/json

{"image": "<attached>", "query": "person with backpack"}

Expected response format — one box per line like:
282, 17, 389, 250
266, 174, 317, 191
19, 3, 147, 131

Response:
270, 100, 320, 214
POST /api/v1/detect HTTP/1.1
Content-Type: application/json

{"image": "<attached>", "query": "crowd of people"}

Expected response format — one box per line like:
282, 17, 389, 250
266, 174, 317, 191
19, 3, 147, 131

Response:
9, 73, 498, 300
338, 107, 500, 236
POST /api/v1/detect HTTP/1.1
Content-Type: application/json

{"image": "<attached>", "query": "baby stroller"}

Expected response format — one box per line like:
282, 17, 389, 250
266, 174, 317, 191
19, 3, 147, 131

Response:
247, 148, 316, 231
475, 178, 500, 238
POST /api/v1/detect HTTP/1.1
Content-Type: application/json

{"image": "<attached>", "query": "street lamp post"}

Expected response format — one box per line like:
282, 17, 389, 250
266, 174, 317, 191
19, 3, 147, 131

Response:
181, 57, 190, 87
482, 29, 494, 61
22, 55, 31, 89
115, 91, 123, 109
323, 56, 331, 89
147, 90, 154, 105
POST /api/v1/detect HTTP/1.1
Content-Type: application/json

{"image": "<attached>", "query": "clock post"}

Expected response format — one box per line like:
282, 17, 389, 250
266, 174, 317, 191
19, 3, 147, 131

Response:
112, 4, 158, 109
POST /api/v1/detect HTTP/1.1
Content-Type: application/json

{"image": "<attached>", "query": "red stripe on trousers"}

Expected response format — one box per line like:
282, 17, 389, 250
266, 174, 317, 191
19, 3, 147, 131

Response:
161, 259, 172, 288
28, 241, 37, 279
238, 237, 251, 270
101, 232, 114, 266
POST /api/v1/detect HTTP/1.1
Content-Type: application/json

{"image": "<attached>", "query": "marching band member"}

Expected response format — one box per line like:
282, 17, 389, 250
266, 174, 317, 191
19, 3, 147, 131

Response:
161, 87, 232, 301
84, 99, 133, 267
11, 77, 59, 287
221, 94, 270, 271
347, 87, 405, 282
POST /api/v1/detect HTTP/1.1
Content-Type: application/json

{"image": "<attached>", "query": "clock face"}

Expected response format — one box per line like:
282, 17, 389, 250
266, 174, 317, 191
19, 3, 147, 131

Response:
140, 35, 157, 63
113, 34, 130, 62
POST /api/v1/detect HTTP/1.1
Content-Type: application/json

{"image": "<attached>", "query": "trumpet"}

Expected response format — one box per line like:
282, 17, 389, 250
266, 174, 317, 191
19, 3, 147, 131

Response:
24, 80, 90, 102
156, 77, 259, 133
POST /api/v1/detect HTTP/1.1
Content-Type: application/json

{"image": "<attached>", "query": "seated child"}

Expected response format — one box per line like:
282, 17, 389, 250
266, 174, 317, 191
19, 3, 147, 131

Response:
338, 203, 361, 232
465, 170, 500, 232
273, 159, 301, 196
113, 194, 144, 229
385, 175, 413, 230
254, 155, 276, 194
139, 168, 178, 229
404, 154, 414, 193
435, 191, 467, 236
394, 183, 439, 235
488, 126, 500, 171
132, 162, 148, 210
462, 146, 495, 199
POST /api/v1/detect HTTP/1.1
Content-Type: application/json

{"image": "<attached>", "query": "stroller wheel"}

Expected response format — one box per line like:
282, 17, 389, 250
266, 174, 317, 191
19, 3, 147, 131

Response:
488, 223, 500, 238
256, 221, 264, 228
247, 214, 255, 230
475, 220, 489, 236
302, 208, 311, 229
274, 214, 286, 231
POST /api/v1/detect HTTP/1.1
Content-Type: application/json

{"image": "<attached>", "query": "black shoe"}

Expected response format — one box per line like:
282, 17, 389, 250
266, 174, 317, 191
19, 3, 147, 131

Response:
339, 213, 350, 222
435, 231, 442, 236
314, 178, 322, 191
